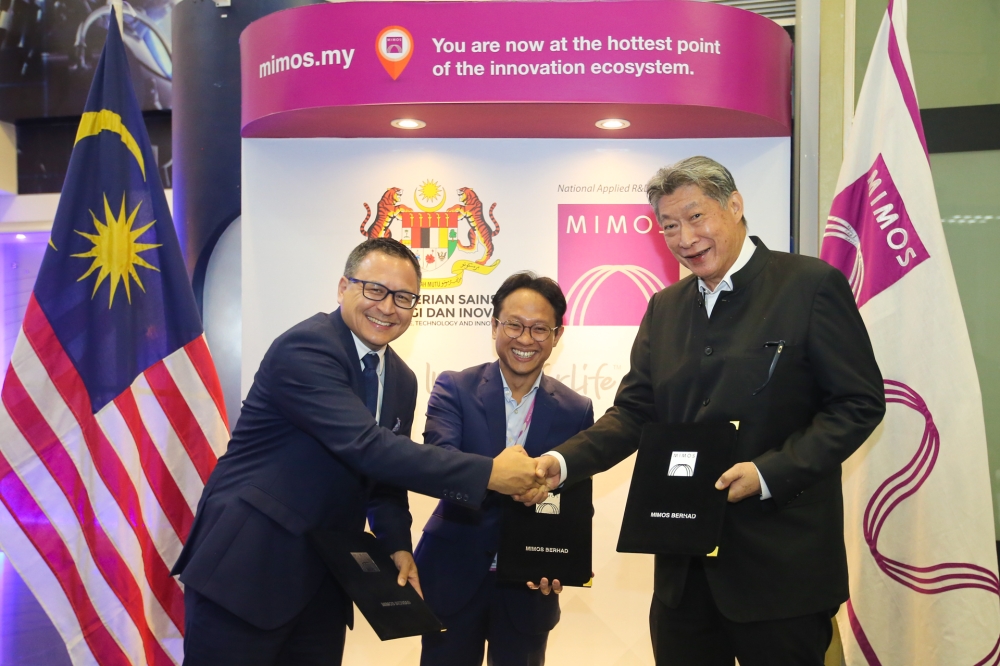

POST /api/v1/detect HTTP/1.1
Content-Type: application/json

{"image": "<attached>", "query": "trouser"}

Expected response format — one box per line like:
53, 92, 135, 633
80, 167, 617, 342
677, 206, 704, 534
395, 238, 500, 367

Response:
650, 559, 835, 666
182, 574, 348, 666
421, 572, 549, 666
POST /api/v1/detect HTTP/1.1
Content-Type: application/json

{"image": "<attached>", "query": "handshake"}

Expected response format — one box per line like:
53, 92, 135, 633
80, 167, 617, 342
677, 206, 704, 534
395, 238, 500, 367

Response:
486, 445, 563, 505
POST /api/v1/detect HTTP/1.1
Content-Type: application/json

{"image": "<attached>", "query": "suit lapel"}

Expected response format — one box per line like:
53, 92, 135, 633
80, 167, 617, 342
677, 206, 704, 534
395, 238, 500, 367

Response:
329, 308, 365, 400
479, 362, 508, 455
524, 376, 555, 456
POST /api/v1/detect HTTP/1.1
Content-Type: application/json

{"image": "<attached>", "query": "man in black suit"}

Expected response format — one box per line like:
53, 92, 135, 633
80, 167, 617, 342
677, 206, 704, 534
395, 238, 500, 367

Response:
173, 238, 546, 666
414, 273, 594, 666
534, 157, 886, 665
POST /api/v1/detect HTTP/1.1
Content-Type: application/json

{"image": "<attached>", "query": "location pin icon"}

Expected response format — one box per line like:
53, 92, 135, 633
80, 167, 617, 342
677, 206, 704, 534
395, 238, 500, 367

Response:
376, 26, 414, 80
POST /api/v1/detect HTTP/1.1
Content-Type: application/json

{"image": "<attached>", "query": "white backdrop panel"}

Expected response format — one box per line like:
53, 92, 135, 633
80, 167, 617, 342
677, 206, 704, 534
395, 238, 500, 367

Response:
242, 137, 790, 665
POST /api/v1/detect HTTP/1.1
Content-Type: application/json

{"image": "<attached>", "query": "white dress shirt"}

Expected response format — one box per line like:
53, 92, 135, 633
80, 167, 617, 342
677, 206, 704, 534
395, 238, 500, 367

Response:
698, 233, 757, 317
351, 333, 386, 422
492, 370, 543, 569
500, 370, 543, 449
547, 233, 772, 500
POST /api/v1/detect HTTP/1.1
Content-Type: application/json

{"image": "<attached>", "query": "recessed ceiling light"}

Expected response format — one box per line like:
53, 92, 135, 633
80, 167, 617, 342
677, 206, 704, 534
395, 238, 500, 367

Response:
391, 118, 426, 130
596, 118, 630, 130
15, 234, 25, 240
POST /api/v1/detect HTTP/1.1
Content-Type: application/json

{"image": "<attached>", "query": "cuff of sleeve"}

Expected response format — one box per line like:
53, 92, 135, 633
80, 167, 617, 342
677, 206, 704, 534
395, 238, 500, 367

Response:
370, 530, 412, 555
542, 451, 568, 487
754, 463, 772, 500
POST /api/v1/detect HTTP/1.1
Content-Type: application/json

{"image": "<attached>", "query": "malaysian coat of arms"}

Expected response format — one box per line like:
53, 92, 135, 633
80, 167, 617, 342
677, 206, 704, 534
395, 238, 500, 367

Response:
360, 180, 501, 289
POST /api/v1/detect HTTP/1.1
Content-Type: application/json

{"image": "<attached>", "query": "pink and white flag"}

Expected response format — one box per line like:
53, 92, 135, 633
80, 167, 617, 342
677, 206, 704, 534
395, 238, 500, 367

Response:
821, 0, 1000, 663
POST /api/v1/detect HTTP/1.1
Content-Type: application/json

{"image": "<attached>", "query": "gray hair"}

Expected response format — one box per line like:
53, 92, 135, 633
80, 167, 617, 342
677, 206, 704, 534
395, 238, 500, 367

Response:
344, 237, 422, 284
646, 156, 746, 226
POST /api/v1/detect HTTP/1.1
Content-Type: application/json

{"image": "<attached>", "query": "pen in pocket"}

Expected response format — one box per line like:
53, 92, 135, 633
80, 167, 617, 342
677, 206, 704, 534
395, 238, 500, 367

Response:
752, 340, 786, 395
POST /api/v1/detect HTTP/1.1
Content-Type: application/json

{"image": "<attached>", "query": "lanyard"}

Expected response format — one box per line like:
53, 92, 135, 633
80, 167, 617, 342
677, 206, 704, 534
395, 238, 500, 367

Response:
508, 395, 536, 448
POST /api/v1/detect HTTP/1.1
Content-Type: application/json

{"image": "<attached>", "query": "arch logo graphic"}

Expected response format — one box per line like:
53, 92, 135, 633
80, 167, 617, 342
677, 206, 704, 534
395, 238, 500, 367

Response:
360, 181, 501, 289
557, 204, 678, 326
820, 154, 929, 308
668, 451, 697, 477
376, 26, 413, 80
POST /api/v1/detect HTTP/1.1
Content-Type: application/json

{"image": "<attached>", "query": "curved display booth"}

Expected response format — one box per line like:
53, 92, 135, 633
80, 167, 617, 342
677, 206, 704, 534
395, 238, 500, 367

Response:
240, 0, 790, 139
229, 2, 793, 662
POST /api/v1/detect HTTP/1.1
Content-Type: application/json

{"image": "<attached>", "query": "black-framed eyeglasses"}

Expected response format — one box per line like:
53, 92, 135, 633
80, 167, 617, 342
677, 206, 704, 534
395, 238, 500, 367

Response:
346, 277, 419, 309
494, 318, 561, 342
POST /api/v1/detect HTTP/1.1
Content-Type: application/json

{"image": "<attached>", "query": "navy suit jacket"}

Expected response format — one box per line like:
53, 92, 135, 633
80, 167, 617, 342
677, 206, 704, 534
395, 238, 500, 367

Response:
414, 362, 594, 634
171, 309, 494, 630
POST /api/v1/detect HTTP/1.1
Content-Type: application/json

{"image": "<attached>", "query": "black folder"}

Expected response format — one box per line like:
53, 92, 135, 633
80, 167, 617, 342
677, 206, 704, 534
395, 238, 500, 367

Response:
617, 422, 738, 556
496, 478, 593, 588
308, 529, 444, 640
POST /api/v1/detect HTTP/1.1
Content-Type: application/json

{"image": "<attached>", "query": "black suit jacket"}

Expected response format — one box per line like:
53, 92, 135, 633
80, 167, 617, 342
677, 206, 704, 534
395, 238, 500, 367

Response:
413, 362, 594, 633
554, 238, 885, 622
172, 309, 493, 630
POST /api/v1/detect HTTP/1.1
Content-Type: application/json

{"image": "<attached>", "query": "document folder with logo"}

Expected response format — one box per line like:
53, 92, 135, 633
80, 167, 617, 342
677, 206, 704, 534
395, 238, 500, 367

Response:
308, 529, 444, 640
496, 478, 593, 587
617, 422, 738, 556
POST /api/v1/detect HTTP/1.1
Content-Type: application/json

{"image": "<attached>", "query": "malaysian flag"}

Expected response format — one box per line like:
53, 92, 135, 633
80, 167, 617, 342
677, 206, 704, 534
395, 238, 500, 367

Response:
821, 0, 1000, 662
0, 12, 228, 665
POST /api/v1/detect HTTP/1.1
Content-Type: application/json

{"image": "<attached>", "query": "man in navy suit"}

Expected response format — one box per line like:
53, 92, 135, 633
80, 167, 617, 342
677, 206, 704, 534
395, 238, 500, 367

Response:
173, 239, 547, 666
415, 272, 595, 666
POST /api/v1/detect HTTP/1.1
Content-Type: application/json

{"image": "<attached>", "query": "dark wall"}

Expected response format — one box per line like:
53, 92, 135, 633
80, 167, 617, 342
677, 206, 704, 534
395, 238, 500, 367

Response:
171, 0, 324, 307
0, 0, 173, 121
16, 110, 172, 194
921, 104, 1000, 154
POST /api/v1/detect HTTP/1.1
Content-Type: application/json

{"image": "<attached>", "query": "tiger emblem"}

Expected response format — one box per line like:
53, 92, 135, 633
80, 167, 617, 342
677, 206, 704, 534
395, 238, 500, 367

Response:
360, 187, 412, 239
447, 187, 500, 265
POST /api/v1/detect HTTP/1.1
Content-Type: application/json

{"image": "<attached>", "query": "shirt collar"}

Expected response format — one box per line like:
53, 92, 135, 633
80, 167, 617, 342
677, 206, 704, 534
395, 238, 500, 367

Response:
698, 233, 756, 296
351, 332, 386, 367
499, 368, 543, 405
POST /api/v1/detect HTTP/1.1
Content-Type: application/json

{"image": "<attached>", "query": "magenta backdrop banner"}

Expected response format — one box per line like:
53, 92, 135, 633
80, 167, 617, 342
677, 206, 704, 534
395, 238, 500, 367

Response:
240, 0, 792, 138
558, 204, 680, 326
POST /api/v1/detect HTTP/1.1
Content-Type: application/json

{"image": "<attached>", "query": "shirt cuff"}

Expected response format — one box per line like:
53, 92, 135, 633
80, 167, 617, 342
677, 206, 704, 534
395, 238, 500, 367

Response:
754, 463, 771, 500
541, 451, 568, 487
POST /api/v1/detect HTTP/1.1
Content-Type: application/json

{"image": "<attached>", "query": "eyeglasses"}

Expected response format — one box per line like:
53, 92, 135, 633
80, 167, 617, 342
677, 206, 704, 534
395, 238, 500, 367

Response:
346, 277, 419, 310
494, 318, 561, 342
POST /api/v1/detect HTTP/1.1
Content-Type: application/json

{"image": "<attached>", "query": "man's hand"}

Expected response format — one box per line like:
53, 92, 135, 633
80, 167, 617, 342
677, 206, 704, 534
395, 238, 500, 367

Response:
513, 485, 550, 506
390, 550, 422, 598
488, 445, 547, 497
527, 577, 562, 595
513, 455, 561, 505
715, 462, 762, 502
537, 455, 562, 490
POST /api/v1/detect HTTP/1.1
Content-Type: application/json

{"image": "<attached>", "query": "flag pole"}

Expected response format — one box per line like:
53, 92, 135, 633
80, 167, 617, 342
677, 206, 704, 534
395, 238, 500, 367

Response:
111, 0, 124, 35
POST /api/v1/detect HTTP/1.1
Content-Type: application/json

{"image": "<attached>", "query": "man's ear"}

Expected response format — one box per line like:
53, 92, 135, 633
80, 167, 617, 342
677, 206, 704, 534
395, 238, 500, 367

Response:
337, 276, 349, 305
729, 191, 745, 221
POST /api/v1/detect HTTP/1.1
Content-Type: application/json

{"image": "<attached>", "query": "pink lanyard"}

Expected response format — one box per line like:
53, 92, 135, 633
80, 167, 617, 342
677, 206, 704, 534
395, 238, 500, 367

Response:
508, 395, 536, 447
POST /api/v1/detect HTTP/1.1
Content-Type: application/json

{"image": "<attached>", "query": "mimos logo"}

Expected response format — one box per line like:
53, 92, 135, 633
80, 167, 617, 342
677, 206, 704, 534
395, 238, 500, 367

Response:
821, 154, 929, 308
375, 26, 414, 80
361, 181, 501, 290
557, 204, 678, 326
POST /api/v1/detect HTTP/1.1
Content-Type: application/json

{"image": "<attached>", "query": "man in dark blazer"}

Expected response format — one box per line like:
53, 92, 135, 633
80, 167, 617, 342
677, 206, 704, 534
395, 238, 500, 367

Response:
173, 238, 546, 666
535, 157, 886, 666
415, 273, 594, 666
